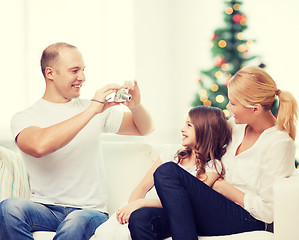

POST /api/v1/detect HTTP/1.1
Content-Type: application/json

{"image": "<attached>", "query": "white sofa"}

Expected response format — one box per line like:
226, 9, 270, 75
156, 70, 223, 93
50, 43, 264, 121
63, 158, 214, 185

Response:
1, 142, 299, 240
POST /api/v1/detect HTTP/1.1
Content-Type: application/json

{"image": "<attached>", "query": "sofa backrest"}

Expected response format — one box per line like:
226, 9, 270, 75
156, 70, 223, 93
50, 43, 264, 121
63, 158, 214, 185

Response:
0, 141, 158, 215
102, 141, 157, 214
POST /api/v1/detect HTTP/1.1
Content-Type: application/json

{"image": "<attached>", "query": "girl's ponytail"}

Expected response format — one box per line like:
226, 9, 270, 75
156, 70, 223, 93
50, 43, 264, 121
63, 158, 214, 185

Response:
276, 90, 298, 140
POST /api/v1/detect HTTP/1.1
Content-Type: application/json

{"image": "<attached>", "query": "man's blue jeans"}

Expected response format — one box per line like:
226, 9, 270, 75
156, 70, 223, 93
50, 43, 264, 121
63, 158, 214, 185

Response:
129, 162, 265, 240
0, 197, 108, 240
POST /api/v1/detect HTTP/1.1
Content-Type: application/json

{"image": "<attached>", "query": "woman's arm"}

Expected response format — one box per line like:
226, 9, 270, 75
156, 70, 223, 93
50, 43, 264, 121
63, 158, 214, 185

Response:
116, 158, 163, 224
212, 179, 245, 207
202, 172, 221, 187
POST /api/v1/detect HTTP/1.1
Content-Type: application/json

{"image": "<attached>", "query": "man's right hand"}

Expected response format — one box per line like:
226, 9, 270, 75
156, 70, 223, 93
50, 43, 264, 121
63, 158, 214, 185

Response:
89, 84, 122, 114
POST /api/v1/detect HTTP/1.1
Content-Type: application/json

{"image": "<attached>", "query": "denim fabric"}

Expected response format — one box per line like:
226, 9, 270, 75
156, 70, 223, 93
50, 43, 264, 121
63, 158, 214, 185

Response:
0, 197, 108, 240
129, 207, 171, 240
129, 162, 265, 240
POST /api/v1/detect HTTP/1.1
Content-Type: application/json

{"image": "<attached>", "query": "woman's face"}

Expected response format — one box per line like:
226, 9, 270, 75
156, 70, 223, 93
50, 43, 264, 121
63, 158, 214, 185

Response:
181, 115, 196, 149
227, 93, 254, 125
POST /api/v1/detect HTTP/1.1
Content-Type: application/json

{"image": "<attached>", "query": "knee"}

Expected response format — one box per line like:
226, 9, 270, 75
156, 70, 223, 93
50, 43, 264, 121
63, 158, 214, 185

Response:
128, 208, 151, 231
154, 162, 178, 184
61, 210, 108, 232
56, 210, 108, 240
0, 197, 30, 219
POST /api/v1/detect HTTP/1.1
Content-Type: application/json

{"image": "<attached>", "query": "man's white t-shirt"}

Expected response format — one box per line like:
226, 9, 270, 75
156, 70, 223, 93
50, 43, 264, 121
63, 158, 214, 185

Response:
11, 98, 123, 213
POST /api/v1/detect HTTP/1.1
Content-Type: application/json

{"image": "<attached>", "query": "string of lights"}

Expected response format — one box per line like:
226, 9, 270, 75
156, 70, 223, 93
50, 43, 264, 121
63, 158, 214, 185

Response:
192, 0, 263, 118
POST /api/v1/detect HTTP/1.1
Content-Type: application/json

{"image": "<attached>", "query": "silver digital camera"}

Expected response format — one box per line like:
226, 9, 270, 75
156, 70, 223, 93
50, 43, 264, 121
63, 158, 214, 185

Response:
114, 89, 132, 102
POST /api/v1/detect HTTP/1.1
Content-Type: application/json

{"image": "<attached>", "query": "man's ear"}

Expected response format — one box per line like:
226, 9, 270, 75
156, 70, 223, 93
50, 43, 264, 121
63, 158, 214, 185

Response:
45, 67, 54, 80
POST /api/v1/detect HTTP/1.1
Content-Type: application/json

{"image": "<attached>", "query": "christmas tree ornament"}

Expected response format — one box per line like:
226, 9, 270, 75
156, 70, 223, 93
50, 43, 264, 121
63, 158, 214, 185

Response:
191, 0, 275, 115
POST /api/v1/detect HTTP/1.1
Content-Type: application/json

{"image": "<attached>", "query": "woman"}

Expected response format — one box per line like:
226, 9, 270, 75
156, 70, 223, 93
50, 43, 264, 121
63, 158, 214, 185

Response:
129, 66, 298, 239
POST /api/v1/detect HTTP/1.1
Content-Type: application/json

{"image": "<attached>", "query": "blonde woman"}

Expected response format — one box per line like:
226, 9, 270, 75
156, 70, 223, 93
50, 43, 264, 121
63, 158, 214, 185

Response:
129, 66, 298, 239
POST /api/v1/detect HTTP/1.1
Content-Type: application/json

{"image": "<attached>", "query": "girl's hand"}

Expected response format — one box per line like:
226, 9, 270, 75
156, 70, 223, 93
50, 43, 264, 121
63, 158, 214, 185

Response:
116, 200, 143, 224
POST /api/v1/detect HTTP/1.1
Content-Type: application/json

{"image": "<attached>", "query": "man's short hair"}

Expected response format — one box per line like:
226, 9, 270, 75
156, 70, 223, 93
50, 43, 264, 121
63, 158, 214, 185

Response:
40, 42, 77, 78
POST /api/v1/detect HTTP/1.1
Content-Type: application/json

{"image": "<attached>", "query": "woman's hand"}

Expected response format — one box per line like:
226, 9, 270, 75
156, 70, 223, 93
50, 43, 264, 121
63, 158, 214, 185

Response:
116, 200, 143, 224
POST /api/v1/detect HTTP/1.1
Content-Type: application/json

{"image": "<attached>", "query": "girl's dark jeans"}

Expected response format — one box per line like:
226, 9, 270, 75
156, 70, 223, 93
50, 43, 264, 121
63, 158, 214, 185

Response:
129, 162, 265, 240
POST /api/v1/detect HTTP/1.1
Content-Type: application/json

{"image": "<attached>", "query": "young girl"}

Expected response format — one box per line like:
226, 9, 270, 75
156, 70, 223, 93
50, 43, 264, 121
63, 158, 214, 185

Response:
93, 105, 232, 240
129, 66, 298, 239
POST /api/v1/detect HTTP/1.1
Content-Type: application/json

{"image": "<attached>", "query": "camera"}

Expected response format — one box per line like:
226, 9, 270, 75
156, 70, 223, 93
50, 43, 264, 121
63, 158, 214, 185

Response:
113, 89, 132, 102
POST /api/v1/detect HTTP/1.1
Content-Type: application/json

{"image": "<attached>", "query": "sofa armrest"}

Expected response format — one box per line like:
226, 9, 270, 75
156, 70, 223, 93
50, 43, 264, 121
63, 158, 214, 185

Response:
273, 169, 299, 240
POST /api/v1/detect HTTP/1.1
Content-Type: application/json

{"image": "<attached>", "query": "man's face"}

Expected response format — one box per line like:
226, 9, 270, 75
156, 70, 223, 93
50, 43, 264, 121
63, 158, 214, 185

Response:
51, 48, 86, 102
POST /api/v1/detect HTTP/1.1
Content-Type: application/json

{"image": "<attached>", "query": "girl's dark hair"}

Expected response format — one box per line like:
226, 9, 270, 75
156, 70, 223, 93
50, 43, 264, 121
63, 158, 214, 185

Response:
175, 106, 232, 179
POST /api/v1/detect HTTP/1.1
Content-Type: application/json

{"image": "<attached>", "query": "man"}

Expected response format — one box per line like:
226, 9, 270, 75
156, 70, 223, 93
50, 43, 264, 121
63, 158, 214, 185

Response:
0, 42, 154, 240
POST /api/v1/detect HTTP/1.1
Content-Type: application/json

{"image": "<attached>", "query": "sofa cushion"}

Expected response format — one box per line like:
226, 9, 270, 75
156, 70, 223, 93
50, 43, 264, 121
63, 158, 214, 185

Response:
0, 146, 30, 201
33, 230, 273, 240
197, 231, 274, 240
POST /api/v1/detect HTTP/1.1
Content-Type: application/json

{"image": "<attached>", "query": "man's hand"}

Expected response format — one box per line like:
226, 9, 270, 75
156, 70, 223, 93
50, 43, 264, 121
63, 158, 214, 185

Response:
90, 84, 122, 114
121, 80, 141, 110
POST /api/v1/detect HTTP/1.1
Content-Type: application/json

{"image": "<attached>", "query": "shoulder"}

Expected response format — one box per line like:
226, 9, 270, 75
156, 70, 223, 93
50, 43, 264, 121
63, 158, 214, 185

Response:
11, 100, 42, 121
206, 159, 222, 173
260, 127, 296, 167
264, 126, 294, 146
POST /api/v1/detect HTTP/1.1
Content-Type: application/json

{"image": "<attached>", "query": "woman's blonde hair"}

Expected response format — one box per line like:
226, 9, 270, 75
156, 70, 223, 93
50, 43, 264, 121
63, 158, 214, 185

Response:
228, 66, 298, 140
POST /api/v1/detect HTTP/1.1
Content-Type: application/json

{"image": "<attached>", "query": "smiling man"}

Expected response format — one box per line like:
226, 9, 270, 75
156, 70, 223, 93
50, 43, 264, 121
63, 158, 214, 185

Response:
0, 42, 154, 240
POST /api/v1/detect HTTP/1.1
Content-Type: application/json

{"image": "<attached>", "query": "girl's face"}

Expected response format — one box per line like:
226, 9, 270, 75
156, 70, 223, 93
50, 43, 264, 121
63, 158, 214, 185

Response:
227, 93, 254, 125
181, 115, 196, 149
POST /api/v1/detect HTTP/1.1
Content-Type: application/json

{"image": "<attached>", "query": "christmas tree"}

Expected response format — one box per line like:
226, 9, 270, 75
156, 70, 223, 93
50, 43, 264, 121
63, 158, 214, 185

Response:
192, 0, 295, 166
192, 0, 267, 117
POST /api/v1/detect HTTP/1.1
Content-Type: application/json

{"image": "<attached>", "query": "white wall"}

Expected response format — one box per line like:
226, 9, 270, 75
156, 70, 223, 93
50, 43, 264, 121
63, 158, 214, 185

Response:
0, 1, 27, 142
0, 0, 298, 158
133, 0, 223, 145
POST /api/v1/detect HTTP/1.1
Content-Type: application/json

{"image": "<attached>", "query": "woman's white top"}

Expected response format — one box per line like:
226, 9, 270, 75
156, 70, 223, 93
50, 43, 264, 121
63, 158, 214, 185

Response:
222, 117, 295, 223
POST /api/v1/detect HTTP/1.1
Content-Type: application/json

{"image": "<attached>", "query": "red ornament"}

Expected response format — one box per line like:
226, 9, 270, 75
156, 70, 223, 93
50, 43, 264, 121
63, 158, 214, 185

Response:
233, 14, 242, 23
225, 76, 231, 86
215, 56, 226, 67
211, 33, 218, 41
